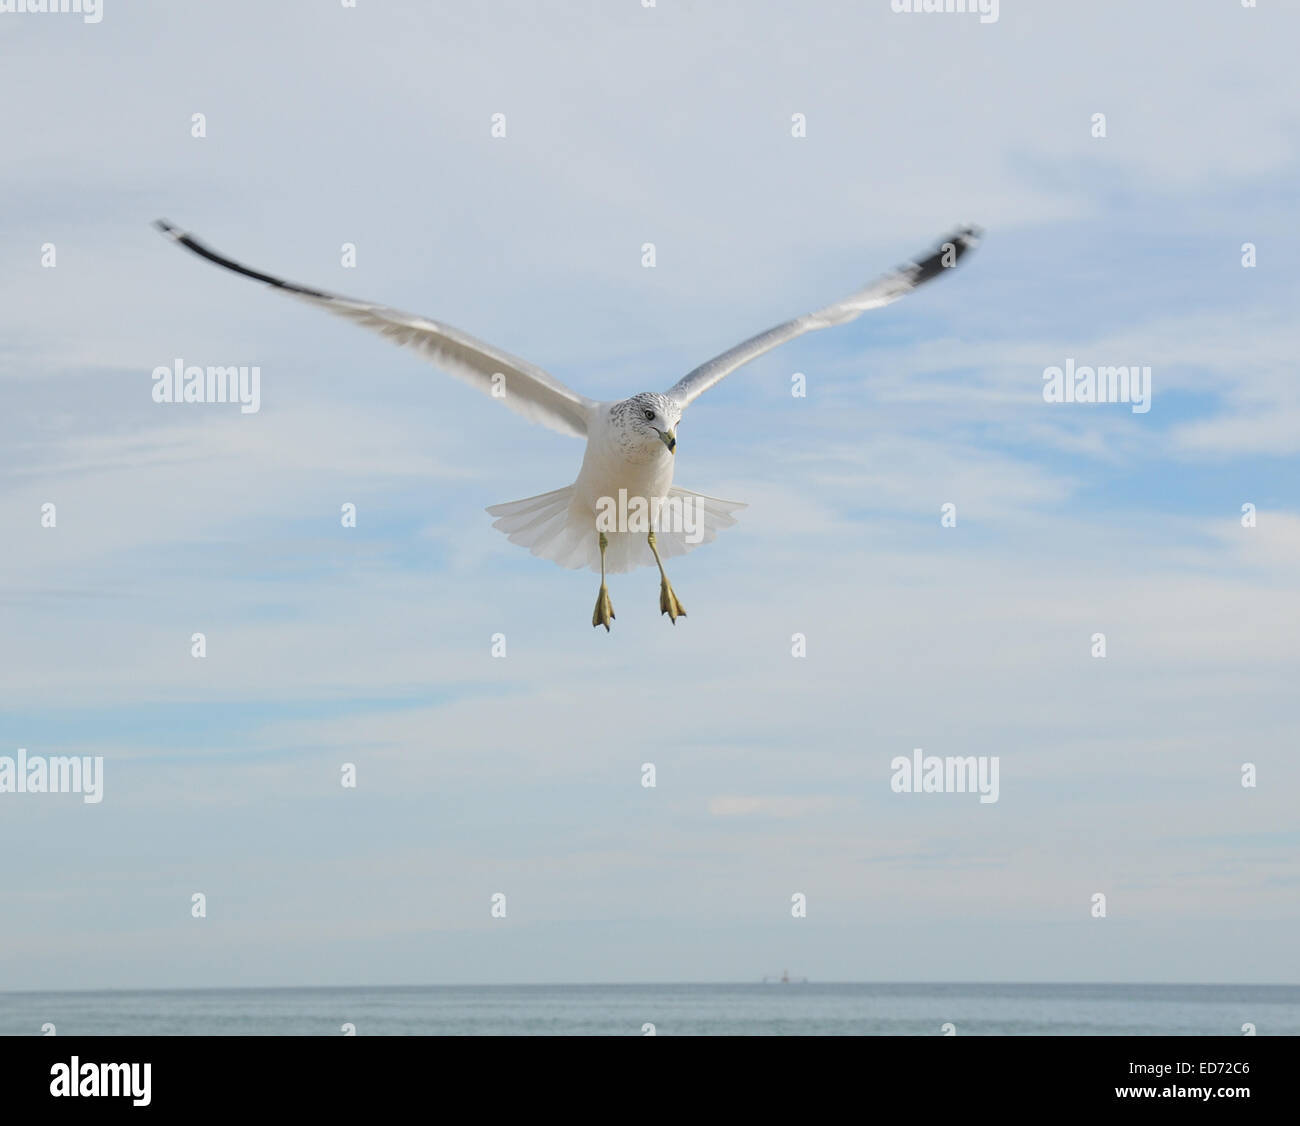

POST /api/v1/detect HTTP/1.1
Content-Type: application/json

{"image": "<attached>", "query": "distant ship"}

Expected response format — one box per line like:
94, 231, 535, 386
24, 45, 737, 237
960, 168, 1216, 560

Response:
761, 968, 808, 984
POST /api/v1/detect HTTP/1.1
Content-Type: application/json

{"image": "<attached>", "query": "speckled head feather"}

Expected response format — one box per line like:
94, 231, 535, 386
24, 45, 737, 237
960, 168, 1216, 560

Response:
607, 392, 683, 462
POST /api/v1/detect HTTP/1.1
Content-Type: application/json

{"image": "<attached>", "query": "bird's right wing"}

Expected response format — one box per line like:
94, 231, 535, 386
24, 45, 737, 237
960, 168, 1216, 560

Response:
666, 226, 981, 408
154, 220, 596, 438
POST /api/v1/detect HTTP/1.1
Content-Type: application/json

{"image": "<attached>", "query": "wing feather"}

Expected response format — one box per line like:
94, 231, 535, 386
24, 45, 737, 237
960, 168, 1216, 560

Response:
667, 226, 981, 408
154, 221, 595, 438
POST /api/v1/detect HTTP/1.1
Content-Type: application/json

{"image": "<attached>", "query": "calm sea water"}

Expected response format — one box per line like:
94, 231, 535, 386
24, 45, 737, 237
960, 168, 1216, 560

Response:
2, 984, 1295, 1036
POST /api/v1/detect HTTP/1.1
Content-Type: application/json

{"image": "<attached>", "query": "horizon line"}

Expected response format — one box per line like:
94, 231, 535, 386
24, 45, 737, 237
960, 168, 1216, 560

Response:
4, 980, 1297, 998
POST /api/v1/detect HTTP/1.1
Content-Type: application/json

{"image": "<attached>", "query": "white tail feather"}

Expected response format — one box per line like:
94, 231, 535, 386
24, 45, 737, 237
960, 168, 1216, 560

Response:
486, 486, 746, 574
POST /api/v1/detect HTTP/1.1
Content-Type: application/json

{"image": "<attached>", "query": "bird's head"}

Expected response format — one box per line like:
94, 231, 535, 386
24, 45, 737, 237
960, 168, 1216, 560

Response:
615, 392, 681, 458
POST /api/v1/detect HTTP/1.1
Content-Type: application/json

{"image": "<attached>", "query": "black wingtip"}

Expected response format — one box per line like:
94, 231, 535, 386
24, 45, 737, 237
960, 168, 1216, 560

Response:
151, 221, 332, 299
909, 224, 983, 285
943, 224, 983, 253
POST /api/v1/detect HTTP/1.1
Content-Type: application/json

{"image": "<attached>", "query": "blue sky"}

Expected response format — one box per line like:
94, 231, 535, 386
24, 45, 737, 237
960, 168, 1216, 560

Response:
1, 0, 1298, 989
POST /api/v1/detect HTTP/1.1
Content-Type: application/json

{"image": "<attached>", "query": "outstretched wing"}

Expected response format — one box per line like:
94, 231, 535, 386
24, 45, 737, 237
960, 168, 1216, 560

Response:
154, 220, 596, 438
667, 226, 981, 408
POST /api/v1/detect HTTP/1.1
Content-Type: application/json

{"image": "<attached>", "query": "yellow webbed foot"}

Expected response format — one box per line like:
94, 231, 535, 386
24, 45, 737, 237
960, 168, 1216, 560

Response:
659, 579, 686, 624
592, 584, 615, 631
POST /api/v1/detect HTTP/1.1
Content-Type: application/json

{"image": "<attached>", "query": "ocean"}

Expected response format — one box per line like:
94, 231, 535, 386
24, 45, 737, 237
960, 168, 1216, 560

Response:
2, 983, 1296, 1036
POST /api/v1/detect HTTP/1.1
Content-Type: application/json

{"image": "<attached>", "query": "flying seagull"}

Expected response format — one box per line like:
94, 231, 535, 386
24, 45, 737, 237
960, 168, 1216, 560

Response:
154, 220, 980, 630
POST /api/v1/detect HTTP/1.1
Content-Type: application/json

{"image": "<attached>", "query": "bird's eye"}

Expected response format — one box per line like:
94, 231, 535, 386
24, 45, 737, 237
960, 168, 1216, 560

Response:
644, 410, 655, 420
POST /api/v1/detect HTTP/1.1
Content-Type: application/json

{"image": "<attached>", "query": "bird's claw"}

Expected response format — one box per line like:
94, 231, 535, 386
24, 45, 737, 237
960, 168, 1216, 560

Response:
592, 584, 615, 631
659, 580, 686, 624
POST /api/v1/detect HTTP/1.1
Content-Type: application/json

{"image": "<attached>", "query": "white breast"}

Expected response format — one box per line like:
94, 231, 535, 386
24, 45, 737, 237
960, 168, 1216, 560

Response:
485, 403, 743, 575
571, 404, 676, 513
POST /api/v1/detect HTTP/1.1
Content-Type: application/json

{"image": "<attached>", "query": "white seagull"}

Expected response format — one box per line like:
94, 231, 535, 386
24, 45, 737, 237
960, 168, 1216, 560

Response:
155, 221, 980, 630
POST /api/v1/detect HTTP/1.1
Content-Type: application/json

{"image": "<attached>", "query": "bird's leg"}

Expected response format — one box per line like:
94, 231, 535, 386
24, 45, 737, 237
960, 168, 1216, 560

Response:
647, 531, 686, 623
592, 532, 615, 631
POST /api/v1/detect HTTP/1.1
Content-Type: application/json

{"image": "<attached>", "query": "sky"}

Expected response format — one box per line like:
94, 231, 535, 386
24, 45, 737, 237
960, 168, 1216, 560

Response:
1, 0, 1297, 990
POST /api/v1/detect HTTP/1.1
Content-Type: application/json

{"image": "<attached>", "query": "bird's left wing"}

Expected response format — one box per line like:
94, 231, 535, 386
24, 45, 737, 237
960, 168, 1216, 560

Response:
154, 220, 596, 438
666, 226, 980, 408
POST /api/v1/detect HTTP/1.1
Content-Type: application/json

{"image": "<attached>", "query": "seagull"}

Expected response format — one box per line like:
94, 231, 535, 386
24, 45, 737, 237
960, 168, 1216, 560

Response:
154, 220, 980, 630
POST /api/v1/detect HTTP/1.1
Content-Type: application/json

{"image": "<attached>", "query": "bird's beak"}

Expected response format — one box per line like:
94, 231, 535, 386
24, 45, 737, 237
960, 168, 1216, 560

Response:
660, 429, 676, 454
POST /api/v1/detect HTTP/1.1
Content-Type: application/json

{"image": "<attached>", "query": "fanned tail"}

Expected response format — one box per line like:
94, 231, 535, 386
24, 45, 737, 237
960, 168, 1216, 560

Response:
486, 485, 746, 574
485, 486, 588, 570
